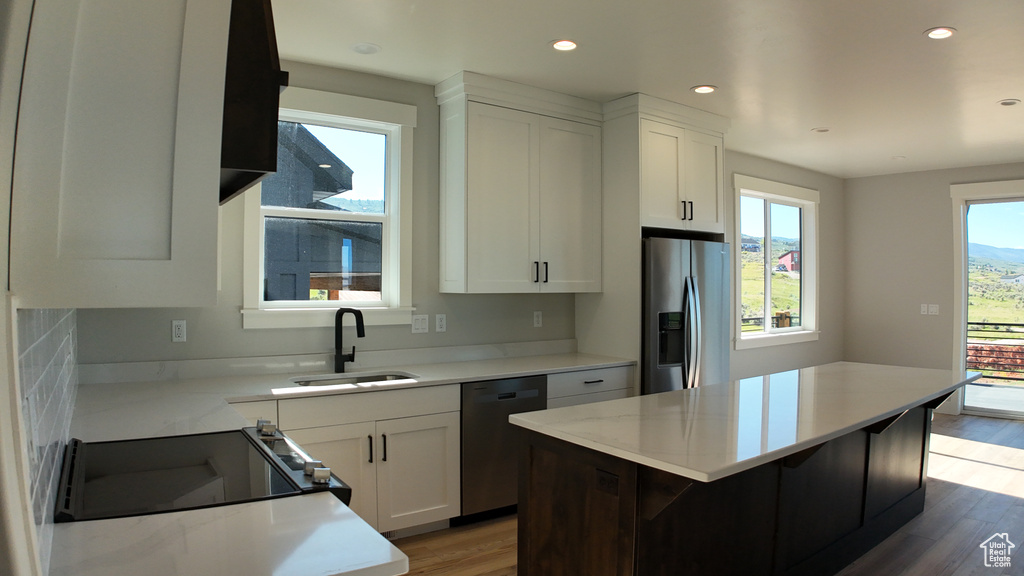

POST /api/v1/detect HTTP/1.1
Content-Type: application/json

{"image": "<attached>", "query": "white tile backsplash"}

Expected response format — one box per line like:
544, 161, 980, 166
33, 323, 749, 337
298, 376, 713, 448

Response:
17, 308, 77, 576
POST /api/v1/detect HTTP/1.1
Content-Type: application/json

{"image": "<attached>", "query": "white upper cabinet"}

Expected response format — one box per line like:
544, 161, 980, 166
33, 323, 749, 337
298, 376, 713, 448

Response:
437, 72, 602, 294
640, 120, 725, 232
10, 0, 231, 308
607, 94, 729, 235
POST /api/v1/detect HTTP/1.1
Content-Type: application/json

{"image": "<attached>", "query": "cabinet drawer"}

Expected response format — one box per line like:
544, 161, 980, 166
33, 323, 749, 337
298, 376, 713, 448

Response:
279, 385, 460, 430
547, 388, 631, 409
547, 366, 632, 399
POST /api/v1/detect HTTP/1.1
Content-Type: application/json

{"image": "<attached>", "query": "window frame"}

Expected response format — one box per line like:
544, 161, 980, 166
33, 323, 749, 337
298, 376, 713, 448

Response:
734, 174, 820, 349
241, 88, 416, 329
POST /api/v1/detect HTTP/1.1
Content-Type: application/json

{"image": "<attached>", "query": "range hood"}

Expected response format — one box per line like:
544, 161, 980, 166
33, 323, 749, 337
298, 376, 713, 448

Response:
219, 0, 289, 205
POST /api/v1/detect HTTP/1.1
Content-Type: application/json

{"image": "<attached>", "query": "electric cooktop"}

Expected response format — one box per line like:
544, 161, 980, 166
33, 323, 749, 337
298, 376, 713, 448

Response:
54, 424, 351, 522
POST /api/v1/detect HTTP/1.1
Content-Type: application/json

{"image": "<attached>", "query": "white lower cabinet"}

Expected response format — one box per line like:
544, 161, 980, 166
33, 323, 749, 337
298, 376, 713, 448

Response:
284, 421, 380, 528
374, 412, 460, 532
279, 386, 461, 533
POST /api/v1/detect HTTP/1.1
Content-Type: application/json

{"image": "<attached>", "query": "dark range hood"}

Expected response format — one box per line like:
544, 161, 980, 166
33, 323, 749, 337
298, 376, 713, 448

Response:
219, 0, 289, 205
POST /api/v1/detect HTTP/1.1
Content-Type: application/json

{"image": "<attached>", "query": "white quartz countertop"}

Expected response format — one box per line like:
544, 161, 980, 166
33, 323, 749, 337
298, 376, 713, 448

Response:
510, 362, 979, 482
56, 352, 632, 576
71, 352, 633, 441
50, 493, 408, 576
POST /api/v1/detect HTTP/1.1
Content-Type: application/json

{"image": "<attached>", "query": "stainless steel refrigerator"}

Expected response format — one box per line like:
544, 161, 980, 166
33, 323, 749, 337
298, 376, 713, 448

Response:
642, 235, 730, 394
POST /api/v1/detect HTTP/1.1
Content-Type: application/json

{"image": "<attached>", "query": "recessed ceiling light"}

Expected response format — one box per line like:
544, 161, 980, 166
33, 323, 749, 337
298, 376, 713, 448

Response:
552, 40, 577, 51
811, 127, 830, 133
319, 164, 332, 169
692, 85, 716, 94
998, 98, 1021, 107
925, 27, 956, 39
351, 42, 381, 55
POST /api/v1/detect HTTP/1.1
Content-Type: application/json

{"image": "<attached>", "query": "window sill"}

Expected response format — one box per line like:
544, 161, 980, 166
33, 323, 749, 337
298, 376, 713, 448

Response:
241, 307, 414, 329
735, 330, 819, 350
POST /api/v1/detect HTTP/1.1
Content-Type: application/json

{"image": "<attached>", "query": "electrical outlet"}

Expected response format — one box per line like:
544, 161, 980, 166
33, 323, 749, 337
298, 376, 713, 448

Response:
411, 314, 429, 334
533, 311, 543, 328
928, 304, 940, 316
920, 304, 928, 315
172, 320, 186, 342
435, 314, 447, 333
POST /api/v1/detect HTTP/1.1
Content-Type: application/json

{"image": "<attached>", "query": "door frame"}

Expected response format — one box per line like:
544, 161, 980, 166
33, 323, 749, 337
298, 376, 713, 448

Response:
950, 179, 1024, 415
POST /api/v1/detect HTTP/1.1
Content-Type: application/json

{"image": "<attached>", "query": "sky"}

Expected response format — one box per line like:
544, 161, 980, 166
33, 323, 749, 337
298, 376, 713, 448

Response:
304, 123, 386, 201
967, 201, 1024, 249
739, 196, 801, 239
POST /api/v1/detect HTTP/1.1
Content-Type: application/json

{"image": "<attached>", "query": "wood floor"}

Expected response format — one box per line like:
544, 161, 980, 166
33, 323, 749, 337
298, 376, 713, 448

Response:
392, 413, 1024, 576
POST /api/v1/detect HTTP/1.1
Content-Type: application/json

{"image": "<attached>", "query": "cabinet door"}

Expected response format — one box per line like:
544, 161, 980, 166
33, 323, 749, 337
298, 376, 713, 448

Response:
285, 422, 379, 529
864, 407, 928, 521
640, 119, 688, 230
640, 119, 725, 234
683, 130, 725, 233
538, 116, 602, 292
465, 102, 540, 292
375, 411, 461, 533
775, 431, 869, 575
10, 0, 228, 308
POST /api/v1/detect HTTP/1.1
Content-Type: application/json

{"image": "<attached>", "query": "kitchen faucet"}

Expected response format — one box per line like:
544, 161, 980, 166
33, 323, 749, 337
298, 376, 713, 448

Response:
335, 308, 365, 373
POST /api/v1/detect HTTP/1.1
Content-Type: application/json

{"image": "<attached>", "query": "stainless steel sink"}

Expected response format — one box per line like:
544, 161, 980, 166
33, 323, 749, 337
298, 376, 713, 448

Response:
292, 372, 417, 387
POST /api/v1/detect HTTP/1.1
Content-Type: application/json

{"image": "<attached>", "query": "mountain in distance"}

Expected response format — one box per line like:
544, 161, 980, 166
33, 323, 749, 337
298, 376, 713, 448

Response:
740, 234, 800, 244
969, 243, 1024, 265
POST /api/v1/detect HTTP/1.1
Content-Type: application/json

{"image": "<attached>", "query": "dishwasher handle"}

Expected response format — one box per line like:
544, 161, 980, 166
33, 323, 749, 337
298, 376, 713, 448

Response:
473, 387, 541, 404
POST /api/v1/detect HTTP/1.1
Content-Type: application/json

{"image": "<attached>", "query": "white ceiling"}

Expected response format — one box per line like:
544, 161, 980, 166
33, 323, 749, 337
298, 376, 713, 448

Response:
272, 0, 1024, 179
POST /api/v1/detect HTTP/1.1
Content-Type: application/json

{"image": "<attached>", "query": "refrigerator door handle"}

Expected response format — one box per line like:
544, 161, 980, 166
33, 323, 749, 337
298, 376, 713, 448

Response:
682, 276, 699, 388
691, 277, 702, 387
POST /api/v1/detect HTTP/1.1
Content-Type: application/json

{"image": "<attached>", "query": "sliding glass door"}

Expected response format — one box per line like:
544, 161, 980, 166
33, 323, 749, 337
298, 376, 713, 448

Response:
963, 200, 1024, 416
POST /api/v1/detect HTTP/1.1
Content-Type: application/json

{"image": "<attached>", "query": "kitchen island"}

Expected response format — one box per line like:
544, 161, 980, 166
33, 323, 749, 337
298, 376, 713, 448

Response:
510, 362, 980, 576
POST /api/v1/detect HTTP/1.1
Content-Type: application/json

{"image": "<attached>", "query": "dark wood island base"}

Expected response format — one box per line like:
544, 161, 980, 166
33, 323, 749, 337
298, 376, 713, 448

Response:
518, 401, 945, 576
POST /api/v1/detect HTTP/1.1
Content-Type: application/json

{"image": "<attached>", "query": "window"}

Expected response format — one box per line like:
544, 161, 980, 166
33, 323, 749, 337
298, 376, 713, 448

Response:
734, 175, 819, 348
242, 88, 416, 329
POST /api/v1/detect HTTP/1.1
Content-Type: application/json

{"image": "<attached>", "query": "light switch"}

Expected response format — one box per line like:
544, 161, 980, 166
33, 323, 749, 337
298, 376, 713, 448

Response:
920, 304, 928, 315
411, 314, 429, 334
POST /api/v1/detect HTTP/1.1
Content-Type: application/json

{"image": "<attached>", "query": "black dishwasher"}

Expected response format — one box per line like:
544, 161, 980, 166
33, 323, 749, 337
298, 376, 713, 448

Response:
460, 375, 547, 516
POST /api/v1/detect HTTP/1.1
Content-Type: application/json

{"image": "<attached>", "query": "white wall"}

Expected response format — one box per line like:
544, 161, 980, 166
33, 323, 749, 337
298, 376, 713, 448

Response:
844, 161, 1024, 368
1, 0, 45, 573
77, 63, 577, 365
725, 151, 846, 379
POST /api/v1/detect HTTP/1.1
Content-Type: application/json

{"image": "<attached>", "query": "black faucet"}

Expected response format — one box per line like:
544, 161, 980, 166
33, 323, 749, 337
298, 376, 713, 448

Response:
335, 308, 365, 373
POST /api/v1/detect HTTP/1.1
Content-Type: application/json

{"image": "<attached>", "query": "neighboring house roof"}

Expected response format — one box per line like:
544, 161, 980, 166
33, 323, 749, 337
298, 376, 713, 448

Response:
277, 122, 354, 204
